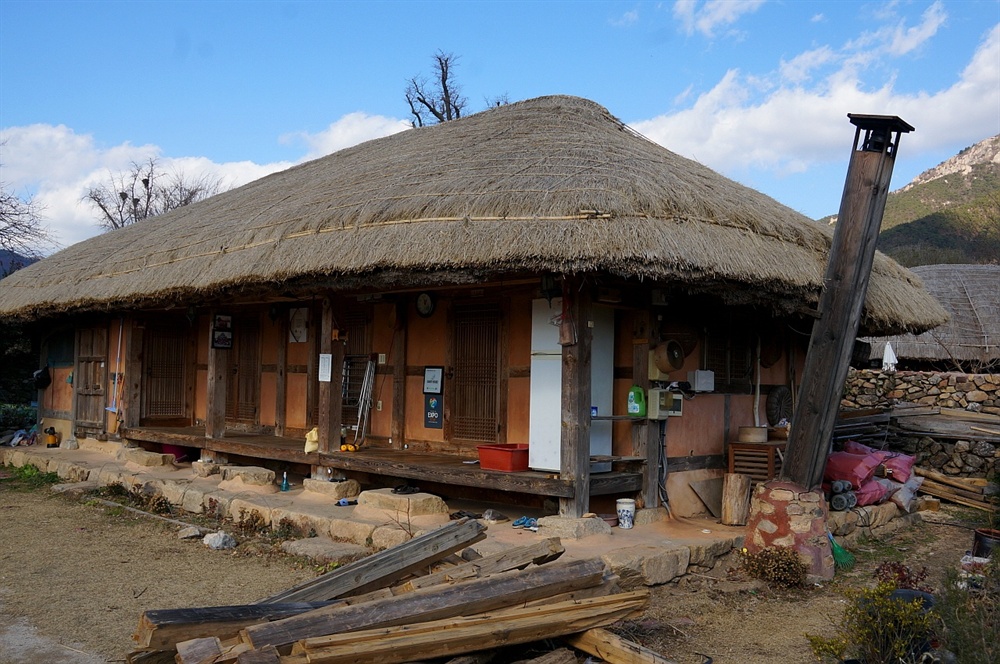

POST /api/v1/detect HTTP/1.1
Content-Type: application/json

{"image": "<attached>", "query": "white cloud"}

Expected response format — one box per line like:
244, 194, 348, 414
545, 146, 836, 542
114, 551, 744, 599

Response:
611, 9, 640, 27
0, 113, 409, 251
779, 46, 836, 85
281, 112, 411, 162
673, 0, 766, 38
888, 1, 946, 55
631, 22, 1000, 177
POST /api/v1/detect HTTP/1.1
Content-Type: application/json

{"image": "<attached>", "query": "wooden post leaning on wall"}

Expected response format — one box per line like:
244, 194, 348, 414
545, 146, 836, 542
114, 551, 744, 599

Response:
122, 318, 143, 430
205, 311, 227, 439
559, 276, 593, 518
631, 311, 660, 509
782, 115, 913, 489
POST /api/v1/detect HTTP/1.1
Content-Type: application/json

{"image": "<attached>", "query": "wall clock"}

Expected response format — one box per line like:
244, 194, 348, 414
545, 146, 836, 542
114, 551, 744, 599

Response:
416, 292, 436, 317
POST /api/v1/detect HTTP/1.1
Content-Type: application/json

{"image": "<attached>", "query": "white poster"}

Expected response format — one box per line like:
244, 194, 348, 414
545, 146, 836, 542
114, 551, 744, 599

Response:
318, 353, 332, 382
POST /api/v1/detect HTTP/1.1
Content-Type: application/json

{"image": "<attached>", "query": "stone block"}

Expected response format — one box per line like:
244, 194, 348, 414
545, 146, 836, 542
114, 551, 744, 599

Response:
757, 519, 777, 534
49, 460, 93, 483
270, 506, 334, 540
303, 478, 361, 499
535, 516, 611, 539
281, 537, 369, 564
192, 461, 221, 477
120, 447, 175, 467
328, 517, 376, 547
602, 545, 690, 588
357, 488, 448, 516
770, 489, 795, 502
371, 524, 415, 550
827, 509, 860, 536
220, 466, 275, 486
228, 497, 273, 526
634, 507, 669, 526
687, 537, 737, 566
218, 475, 279, 494
78, 438, 124, 456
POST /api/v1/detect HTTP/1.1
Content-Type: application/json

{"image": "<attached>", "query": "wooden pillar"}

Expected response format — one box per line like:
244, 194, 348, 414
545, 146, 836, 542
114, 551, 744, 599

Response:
317, 297, 345, 455
274, 310, 288, 437
631, 311, 659, 508
390, 300, 407, 449
205, 313, 227, 439
559, 278, 592, 518
782, 115, 913, 489
122, 318, 143, 430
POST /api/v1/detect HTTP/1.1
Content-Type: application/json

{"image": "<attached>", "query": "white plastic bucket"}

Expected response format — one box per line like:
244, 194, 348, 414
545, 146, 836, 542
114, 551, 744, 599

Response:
616, 498, 636, 529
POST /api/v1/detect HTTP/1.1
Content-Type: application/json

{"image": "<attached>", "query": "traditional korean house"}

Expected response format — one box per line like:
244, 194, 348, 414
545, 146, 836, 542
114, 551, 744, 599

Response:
0, 96, 946, 518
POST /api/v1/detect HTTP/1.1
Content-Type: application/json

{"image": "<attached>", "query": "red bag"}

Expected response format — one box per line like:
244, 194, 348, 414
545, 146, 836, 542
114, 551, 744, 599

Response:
856, 478, 890, 506
881, 452, 916, 482
824, 451, 881, 490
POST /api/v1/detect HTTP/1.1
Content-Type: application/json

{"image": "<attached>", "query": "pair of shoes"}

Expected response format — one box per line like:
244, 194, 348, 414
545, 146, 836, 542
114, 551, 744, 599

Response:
336, 498, 357, 507
392, 485, 420, 495
449, 510, 483, 520
512, 516, 538, 529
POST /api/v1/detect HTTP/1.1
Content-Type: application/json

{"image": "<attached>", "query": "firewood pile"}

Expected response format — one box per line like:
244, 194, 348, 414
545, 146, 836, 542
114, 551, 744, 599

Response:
126, 518, 676, 664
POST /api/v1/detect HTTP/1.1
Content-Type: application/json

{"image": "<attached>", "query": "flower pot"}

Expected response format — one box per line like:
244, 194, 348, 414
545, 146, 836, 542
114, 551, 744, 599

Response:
972, 527, 1000, 558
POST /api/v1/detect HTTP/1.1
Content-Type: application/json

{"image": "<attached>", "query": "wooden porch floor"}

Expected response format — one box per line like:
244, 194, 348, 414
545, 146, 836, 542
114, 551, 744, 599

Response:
122, 426, 644, 499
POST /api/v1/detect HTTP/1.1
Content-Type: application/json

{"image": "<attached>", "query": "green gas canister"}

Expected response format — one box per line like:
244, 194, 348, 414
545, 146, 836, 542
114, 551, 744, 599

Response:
627, 385, 646, 417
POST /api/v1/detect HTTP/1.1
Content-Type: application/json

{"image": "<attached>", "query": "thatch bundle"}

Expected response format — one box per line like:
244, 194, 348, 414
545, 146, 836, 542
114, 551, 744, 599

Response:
864, 264, 999, 365
0, 95, 945, 334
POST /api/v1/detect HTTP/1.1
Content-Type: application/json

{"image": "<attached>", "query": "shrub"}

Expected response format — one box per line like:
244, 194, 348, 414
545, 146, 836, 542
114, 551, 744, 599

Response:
808, 582, 936, 664
935, 555, 999, 664
873, 560, 932, 592
738, 546, 808, 588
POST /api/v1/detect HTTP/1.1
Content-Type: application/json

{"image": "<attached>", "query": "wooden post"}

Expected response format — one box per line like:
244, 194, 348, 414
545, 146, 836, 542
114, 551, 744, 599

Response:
274, 310, 288, 437
122, 318, 143, 430
559, 277, 592, 518
631, 311, 659, 508
720, 473, 752, 526
317, 297, 345, 455
391, 300, 407, 449
782, 115, 913, 489
205, 312, 227, 439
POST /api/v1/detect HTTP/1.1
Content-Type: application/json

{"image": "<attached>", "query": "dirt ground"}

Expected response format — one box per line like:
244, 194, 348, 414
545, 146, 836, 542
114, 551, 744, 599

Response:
0, 473, 982, 664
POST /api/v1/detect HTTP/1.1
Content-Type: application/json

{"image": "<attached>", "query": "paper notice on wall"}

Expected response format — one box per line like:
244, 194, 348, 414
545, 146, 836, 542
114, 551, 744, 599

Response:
318, 353, 332, 382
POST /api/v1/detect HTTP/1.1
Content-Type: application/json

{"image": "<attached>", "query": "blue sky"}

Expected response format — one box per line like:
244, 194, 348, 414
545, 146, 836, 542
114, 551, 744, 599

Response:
2, 0, 998, 250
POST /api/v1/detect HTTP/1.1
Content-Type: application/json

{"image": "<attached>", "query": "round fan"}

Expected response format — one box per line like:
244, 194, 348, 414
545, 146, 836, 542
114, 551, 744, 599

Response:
653, 339, 685, 373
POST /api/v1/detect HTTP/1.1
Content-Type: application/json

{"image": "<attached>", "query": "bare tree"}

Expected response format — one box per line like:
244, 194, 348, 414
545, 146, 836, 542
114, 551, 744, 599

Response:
405, 50, 469, 127
0, 183, 50, 260
85, 157, 225, 230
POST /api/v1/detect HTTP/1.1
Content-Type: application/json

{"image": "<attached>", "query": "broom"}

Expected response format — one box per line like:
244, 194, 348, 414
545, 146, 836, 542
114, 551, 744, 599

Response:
828, 531, 856, 570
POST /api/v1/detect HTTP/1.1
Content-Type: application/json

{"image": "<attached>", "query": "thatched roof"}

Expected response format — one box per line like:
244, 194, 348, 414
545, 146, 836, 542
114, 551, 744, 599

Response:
0, 95, 946, 335
863, 264, 999, 366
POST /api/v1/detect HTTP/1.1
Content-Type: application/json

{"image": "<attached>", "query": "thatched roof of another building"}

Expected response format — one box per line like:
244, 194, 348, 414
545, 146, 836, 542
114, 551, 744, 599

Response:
863, 264, 1000, 367
0, 95, 946, 335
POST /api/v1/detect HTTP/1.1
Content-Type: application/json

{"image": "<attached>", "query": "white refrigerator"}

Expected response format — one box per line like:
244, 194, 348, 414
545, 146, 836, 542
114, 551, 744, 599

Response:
528, 297, 614, 472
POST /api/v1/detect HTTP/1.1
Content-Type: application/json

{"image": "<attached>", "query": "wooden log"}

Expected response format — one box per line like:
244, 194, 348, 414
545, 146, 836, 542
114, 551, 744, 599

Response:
563, 627, 680, 664
918, 483, 996, 512
175, 636, 223, 664
134, 602, 339, 650
243, 558, 609, 649
259, 517, 486, 603
720, 473, 752, 526
282, 591, 649, 664
401, 537, 565, 591
914, 467, 987, 493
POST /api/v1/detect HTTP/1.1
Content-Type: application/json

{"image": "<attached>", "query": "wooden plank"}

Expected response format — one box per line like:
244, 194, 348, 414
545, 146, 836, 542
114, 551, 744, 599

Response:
134, 602, 338, 650
399, 537, 565, 592
510, 648, 577, 664
720, 473, 751, 526
123, 318, 143, 429
274, 311, 288, 437
125, 650, 176, 664
560, 279, 592, 518
175, 636, 222, 664
563, 627, 679, 664
914, 467, 987, 494
921, 479, 990, 503
260, 518, 487, 604
284, 591, 649, 664
206, 311, 227, 439
244, 558, 608, 649
237, 646, 281, 664
631, 311, 659, 509
391, 300, 406, 449
918, 483, 996, 512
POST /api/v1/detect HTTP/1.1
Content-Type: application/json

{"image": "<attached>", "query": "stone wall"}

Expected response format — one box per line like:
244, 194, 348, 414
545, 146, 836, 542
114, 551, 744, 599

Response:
842, 370, 1000, 414
842, 369, 1000, 478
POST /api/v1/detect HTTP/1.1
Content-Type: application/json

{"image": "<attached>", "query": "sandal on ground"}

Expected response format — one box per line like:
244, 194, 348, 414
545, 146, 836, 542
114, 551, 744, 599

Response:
392, 485, 420, 495
449, 510, 483, 520
511, 516, 530, 529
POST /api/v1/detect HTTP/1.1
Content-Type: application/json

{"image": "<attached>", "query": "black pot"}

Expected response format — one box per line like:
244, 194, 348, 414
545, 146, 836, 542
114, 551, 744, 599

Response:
972, 528, 999, 558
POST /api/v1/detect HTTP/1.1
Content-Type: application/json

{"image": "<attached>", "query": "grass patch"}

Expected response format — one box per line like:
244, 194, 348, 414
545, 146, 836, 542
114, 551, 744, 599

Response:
0, 463, 61, 491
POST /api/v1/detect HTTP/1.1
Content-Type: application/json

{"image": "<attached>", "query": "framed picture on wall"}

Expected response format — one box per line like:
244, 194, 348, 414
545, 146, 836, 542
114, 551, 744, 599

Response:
212, 314, 233, 349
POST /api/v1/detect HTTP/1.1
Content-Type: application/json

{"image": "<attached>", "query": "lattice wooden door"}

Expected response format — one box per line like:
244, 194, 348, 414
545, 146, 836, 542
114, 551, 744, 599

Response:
142, 326, 187, 421
451, 303, 503, 444
226, 318, 260, 423
74, 326, 108, 432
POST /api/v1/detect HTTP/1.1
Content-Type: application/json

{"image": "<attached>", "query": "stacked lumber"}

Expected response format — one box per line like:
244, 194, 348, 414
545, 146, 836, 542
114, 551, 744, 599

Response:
127, 518, 676, 664
915, 467, 998, 513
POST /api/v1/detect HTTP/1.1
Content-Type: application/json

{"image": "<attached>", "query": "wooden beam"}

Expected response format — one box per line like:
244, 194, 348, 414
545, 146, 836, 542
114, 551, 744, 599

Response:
280, 591, 648, 664
783, 118, 910, 489
259, 518, 487, 604
206, 311, 227, 439
563, 627, 679, 664
631, 311, 659, 509
244, 558, 608, 649
123, 318, 143, 429
274, 311, 288, 437
560, 278, 592, 517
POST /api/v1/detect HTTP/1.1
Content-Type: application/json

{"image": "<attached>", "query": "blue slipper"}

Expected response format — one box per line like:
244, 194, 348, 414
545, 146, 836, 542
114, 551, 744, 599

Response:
512, 516, 529, 529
